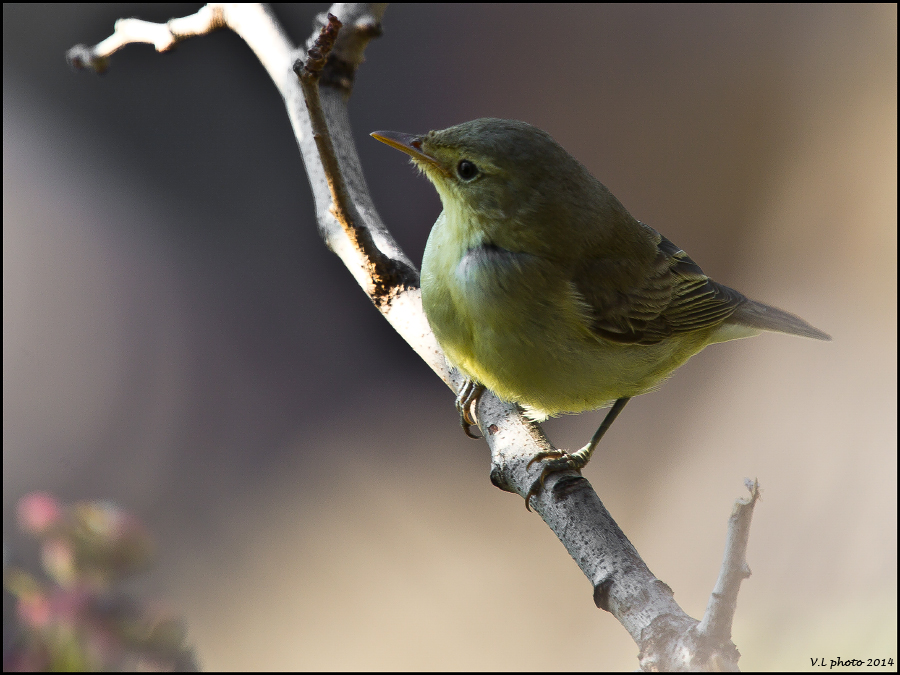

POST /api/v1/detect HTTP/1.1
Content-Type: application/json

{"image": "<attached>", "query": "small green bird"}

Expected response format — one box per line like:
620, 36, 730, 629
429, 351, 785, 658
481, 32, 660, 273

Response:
372, 118, 830, 508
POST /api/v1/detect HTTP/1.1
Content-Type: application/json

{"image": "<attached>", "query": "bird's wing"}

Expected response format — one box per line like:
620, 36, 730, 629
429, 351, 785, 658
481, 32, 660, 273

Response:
572, 222, 747, 346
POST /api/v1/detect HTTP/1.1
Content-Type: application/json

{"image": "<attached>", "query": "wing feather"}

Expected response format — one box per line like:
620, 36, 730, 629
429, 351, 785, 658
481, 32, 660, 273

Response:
573, 222, 746, 345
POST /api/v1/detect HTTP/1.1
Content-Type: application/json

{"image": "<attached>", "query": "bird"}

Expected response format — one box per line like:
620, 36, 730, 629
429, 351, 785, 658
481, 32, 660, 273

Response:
371, 118, 830, 509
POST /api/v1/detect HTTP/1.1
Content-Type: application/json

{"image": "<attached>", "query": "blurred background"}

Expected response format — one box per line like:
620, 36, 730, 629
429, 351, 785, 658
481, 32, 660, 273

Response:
3, 3, 896, 670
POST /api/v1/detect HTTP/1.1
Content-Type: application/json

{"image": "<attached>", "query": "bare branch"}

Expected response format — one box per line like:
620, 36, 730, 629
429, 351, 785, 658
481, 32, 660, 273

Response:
293, 13, 418, 318
67, 5, 227, 73
698, 479, 761, 640
637, 479, 762, 670
68, 5, 760, 668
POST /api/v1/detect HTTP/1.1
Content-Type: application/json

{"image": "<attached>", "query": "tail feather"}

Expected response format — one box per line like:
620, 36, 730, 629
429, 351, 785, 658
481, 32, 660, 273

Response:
729, 300, 831, 341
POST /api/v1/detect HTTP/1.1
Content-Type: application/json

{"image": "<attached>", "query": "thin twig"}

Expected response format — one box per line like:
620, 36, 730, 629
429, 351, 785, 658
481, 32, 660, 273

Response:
293, 14, 417, 307
698, 478, 761, 640
67, 5, 226, 73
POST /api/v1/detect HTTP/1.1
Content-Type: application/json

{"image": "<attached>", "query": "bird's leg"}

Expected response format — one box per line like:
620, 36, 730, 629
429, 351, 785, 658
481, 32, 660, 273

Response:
456, 379, 485, 439
525, 397, 631, 510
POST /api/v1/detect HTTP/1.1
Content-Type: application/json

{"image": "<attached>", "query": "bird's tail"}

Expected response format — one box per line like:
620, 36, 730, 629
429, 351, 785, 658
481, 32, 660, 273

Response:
729, 300, 831, 341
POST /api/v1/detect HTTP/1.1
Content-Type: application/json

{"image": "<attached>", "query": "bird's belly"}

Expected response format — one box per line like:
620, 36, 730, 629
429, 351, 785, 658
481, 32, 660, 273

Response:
423, 243, 710, 418
453, 320, 699, 418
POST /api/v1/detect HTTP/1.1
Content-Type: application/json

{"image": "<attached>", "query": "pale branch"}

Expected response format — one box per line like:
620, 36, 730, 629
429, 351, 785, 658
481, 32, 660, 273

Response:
636, 480, 762, 671
698, 479, 761, 640
68, 4, 759, 668
67, 5, 227, 73
294, 14, 418, 312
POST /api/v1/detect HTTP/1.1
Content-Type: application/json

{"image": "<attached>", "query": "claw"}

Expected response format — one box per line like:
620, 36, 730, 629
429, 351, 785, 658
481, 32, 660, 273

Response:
524, 483, 540, 512
462, 423, 481, 439
524, 398, 632, 511
526, 449, 566, 470
455, 380, 485, 439
524, 450, 581, 511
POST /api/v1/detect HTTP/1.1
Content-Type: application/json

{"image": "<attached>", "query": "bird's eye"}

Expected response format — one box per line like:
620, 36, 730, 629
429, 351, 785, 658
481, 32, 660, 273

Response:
456, 160, 479, 181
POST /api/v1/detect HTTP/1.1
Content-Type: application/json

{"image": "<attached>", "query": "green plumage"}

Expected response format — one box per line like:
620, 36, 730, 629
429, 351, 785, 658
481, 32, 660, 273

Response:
374, 119, 829, 421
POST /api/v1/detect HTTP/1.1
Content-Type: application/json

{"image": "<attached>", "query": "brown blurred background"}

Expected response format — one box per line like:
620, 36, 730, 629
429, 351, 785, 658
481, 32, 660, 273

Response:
3, 3, 896, 670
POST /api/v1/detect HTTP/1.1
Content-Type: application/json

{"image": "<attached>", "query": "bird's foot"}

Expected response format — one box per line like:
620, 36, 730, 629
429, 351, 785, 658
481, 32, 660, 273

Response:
455, 380, 485, 439
524, 444, 592, 511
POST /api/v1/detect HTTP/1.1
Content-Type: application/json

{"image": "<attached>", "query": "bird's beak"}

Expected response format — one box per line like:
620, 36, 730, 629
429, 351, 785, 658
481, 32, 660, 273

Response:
370, 131, 448, 175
